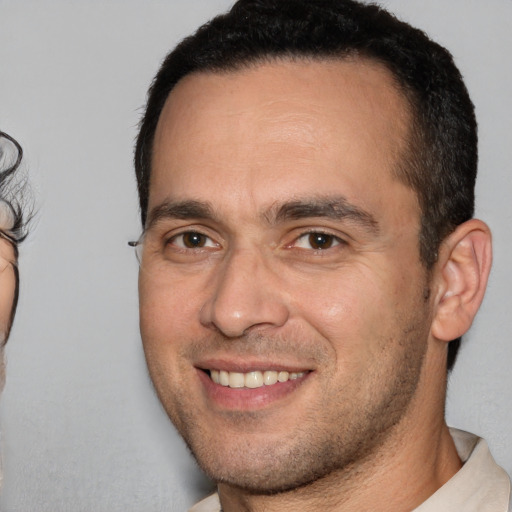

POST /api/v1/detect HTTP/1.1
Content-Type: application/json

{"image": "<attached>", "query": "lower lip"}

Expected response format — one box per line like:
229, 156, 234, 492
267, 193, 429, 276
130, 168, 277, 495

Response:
197, 369, 311, 411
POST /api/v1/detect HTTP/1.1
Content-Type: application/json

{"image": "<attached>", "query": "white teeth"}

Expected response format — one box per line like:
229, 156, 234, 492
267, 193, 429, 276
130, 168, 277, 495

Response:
245, 371, 264, 388
263, 370, 278, 385
219, 370, 229, 386
278, 371, 289, 382
209, 369, 306, 389
229, 372, 245, 388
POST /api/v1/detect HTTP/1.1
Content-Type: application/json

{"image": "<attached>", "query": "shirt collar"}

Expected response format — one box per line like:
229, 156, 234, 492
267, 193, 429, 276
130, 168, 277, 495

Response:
413, 428, 510, 512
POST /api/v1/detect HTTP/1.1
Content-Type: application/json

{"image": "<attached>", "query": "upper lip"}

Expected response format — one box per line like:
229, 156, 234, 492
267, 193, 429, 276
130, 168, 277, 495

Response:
195, 357, 313, 374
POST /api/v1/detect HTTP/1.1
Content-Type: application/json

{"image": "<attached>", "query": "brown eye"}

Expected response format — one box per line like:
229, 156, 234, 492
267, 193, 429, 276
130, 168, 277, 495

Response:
182, 232, 207, 248
171, 231, 217, 249
307, 233, 335, 250
294, 232, 342, 250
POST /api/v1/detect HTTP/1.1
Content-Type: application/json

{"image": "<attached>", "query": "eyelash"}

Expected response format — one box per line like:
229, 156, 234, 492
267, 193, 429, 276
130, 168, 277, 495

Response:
291, 231, 345, 251
165, 230, 346, 252
167, 231, 218, 250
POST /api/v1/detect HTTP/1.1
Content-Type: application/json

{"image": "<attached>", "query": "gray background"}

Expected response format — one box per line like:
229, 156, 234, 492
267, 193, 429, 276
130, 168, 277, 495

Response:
0, 1, 510, 510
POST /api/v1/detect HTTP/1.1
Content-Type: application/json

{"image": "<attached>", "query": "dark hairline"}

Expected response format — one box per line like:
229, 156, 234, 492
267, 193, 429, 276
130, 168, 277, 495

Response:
140, 51, 420, 220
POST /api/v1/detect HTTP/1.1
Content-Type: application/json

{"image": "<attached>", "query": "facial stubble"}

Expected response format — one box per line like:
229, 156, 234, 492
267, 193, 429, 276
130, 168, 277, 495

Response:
146, 286, 432, 496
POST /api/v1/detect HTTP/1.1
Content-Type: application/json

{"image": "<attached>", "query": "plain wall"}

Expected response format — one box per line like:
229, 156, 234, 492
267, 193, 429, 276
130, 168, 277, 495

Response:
0, 1, 510, 510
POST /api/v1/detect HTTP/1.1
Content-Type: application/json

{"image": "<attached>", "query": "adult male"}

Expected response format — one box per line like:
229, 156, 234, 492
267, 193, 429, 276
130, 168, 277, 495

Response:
132, 0, 510, 510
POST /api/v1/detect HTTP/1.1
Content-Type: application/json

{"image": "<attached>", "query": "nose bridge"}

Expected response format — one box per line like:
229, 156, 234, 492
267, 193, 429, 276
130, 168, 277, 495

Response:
200, 245, 289, 337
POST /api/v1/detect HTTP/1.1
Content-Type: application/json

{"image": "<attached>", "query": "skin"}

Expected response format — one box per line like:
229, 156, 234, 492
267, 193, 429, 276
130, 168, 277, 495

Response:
0, 238, 16, 393
139, 59, 490, 511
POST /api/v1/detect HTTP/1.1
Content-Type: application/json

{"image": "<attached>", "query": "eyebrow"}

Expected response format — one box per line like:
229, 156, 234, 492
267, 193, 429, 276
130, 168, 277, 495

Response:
146, 196, 379, 234
266, 196, 379, 234
146, 200, 216, 230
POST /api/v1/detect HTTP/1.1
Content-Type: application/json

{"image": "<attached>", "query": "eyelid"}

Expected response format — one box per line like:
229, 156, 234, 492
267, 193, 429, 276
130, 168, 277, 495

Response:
149, 223, 349, 253
162, 223, 223, 244
150, 221, 220, 242
286, 229, 348, 250
298, 232, 341, 247
168, 230, 219, 249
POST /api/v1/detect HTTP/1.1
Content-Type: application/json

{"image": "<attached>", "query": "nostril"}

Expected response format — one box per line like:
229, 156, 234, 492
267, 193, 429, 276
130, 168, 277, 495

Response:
198, 253, 289, 336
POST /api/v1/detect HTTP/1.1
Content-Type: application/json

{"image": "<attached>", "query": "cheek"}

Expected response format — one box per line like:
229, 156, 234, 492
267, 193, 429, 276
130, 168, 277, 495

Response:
291, 265, 385, 328
139, 274, 201, 355
289, 262, 420, 362
139, 282, 182, 396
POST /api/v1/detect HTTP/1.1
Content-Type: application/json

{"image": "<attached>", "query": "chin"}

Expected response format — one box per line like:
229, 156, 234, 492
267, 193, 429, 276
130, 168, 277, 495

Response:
180, 423, 370, 496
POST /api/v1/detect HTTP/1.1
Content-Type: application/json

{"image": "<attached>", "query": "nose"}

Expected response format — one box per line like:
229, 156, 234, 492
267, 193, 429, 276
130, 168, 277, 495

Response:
199, 248, 289, 338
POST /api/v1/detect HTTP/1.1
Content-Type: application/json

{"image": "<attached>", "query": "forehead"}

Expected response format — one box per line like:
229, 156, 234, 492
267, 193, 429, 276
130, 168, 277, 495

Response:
150, 58, 414, 218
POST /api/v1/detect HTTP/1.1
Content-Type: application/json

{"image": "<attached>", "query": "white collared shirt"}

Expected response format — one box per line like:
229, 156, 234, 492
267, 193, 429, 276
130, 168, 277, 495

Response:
189, 428, 511, 512
414, 429, 511, 512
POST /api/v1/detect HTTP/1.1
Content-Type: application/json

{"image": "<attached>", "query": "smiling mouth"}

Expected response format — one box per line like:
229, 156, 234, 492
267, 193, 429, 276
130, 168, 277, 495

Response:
208, 369, 308, 389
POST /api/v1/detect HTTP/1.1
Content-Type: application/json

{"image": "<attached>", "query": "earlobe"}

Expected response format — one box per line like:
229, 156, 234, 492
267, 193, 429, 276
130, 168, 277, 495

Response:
431, 219, 492, 342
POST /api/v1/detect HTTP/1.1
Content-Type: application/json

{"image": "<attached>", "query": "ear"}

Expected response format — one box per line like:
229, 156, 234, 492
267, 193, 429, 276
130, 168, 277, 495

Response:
431, 219, 492, 342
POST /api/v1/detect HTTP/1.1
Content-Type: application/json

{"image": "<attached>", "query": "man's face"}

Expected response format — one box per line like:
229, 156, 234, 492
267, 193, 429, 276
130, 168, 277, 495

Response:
139, 59, 434, 492
0, 238, 16, 392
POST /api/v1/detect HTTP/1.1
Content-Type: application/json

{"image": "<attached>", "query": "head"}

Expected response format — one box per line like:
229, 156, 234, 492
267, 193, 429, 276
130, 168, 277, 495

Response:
0, 131, 30, 393
134, 0, 488, 497
135, 0, 477, 372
